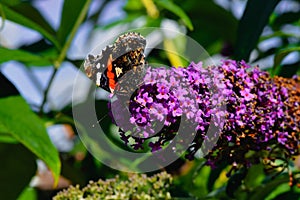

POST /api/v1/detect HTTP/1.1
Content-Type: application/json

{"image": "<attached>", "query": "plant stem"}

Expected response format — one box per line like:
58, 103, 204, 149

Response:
39, 0, 92, 113
54, 0, 92, 69
39, 68, 58, 114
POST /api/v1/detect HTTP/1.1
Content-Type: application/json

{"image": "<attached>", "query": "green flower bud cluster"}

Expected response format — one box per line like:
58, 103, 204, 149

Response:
53, 172, 172, 200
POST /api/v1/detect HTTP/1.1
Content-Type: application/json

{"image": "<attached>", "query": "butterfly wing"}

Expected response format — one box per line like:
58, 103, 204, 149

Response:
84, 32, 147, 96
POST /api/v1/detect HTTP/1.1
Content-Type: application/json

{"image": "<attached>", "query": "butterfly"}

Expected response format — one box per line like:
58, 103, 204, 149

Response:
84, 32, 147, 96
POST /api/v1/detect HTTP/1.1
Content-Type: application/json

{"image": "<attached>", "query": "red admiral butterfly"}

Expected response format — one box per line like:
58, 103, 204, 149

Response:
84, 32, 147, 96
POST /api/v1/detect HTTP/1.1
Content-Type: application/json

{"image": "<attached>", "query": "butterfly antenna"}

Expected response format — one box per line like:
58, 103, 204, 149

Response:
92, 113, 109, 127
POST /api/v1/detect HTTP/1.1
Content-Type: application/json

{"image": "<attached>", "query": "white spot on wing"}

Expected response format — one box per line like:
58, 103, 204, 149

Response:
96, 63, 100, 69
96, 72, 102, 86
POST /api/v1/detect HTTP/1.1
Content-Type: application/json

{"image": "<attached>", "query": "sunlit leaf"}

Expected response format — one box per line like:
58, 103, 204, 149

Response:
163, 38, 186, 67
234, 0, 280, 61
0, 143, 37, 199
0, 96, 61, 185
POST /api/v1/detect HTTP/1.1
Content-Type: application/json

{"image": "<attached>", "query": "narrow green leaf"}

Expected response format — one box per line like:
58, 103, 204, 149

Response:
0, 143, 37, 200
0, 96, 61, 185
274, 46, 300, 67
234, 0, 280, 61
272, 46, 300, 76
278, 61, 300, 78
260, 31, 300, 43
0, 47, 51, 65
0, 4, 60, 49
271, 11, 300, 30
249, 175, 289, 200
56, 0, 87, 44
155, 0, 194, 30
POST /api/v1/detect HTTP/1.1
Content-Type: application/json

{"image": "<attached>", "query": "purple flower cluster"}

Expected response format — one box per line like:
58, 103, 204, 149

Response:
110, 62, 226, 153
108, 60, 300, 170
205, 60, 299, 168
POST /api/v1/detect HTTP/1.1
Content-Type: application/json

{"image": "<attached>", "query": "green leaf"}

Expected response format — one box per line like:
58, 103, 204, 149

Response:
0, 0, 21, 7
265, 183, 291, 200
172, 159, 208, 198
248, 175, 289, 200
271, 11, 300, 30
124, 0, 144, 11
244, 164, 265, 188
155, 0, 194, 30
7, 2, 55, 35
56, 0, 87, 45
0, 4, 60, 49
17, 187, 37, 200
0, 47, 51, 66
260, 31, 300, 43
272, 46, 300, 76
102, 13, 145, 30
274, 46, 300, 67
0, 143, 37, 200
0, 96, 61, 185
234, 0, 281, 61
0, 132, 18, 143
278, 61, 300, 78
226, 168, 247, 198
181, 1, 238, 48
270, 190, 300, 200
207, 162, 228, 191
